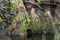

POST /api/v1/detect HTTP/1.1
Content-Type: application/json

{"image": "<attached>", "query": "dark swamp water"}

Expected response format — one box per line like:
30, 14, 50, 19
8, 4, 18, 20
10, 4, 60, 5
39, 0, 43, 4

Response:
0, 30, 55, 40
0, 34, 41, 40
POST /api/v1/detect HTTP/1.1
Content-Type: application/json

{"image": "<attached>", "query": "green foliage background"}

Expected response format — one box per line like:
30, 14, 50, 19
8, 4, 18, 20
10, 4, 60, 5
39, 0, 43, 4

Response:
0, 0, 60, 40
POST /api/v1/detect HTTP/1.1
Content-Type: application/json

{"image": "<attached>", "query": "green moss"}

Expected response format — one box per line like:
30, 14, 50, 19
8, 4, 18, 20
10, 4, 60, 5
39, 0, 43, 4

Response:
10, 0, 18, 10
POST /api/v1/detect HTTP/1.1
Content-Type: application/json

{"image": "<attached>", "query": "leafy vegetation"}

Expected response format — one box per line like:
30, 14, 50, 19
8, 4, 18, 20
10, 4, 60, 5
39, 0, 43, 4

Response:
0, 0, 60, 40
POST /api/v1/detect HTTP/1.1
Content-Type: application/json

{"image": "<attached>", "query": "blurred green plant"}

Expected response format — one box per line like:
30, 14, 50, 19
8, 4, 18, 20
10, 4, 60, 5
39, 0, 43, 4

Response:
0, 17, 3, 22
10, 0, 18, 10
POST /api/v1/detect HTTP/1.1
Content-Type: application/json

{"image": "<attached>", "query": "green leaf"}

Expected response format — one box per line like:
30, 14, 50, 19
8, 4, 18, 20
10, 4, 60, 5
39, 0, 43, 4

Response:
0, 17, 3, 22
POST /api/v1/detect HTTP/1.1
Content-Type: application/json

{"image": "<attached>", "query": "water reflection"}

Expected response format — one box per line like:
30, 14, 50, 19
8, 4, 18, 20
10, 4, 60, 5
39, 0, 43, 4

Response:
0, 33, 41, 40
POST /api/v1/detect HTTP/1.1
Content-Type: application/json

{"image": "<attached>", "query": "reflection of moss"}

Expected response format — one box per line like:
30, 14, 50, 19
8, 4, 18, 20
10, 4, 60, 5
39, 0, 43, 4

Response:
44, 20, 56, 40
45, 31, 55, 40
